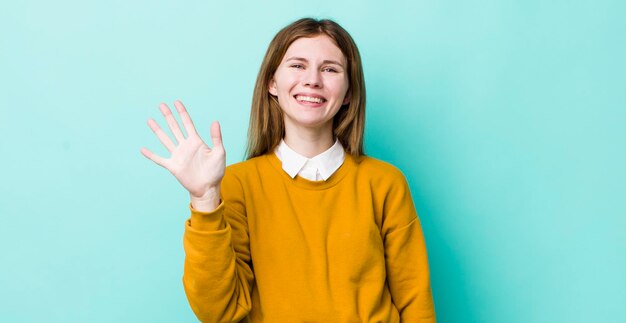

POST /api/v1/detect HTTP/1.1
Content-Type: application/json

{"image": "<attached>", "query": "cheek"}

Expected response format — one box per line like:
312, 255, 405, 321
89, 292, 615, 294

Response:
278, 82, 298, 98
332, 78, 350, 97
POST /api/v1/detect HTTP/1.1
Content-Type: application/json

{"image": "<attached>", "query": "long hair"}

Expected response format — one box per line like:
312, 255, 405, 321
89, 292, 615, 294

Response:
246, 18, 366, 159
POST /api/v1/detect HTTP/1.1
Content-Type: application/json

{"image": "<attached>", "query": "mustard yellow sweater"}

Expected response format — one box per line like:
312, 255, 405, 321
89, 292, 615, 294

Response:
183, 152, 435, 322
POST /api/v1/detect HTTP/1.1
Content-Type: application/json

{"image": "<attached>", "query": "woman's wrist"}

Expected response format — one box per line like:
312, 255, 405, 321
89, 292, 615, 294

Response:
190, 186, 221, 212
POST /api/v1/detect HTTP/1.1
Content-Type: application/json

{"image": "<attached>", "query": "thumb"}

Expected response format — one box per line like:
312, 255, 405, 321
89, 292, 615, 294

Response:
210, 121, 223, 148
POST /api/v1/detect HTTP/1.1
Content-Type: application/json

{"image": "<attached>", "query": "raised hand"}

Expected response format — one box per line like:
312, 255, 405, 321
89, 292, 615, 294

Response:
141, 100, 225, 211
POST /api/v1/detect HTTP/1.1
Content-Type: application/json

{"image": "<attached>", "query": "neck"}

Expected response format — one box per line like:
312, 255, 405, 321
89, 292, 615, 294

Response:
284, 123, 335, 158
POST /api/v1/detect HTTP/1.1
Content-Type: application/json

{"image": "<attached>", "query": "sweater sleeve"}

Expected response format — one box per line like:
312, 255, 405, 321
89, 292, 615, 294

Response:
382, 171, 436, 322
182, 170, 253, 323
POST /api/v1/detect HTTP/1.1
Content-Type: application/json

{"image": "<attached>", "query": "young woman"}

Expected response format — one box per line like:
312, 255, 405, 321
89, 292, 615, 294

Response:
141, 18, 435, 322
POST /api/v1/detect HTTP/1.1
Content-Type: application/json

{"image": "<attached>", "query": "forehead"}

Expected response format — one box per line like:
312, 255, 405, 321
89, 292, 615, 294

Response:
282, 35, 346, 64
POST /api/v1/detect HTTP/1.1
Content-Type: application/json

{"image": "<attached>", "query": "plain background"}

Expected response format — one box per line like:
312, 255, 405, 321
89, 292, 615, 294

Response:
1, 0, 624, 322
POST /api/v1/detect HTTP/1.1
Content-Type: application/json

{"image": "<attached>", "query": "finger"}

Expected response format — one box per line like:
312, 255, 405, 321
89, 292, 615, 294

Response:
159, 103, 186, 143
173, 100, 199, 137
140, 147, 169, 169
210, 121, 223, 148
147, 119, 176, 153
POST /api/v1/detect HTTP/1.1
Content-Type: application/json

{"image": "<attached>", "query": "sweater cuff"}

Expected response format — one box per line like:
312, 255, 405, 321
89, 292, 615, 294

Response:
188, 201, 226, 231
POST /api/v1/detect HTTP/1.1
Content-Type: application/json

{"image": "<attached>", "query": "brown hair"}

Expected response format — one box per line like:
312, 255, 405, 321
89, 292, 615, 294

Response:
246, 18, 366, 159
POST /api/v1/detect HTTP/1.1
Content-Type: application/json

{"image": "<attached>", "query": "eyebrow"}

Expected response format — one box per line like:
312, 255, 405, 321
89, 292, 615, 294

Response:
285, 57, 345, 68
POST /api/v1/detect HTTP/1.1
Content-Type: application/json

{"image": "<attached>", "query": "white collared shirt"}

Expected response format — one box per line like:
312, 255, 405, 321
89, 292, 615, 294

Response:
274, 139, 345, 181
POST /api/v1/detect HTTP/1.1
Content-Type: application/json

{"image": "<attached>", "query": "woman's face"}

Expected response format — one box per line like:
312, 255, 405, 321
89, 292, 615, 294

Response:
269, 35, 350, 134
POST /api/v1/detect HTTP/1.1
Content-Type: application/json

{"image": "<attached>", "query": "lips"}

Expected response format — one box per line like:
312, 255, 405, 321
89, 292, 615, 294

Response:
294, 94, 327, 104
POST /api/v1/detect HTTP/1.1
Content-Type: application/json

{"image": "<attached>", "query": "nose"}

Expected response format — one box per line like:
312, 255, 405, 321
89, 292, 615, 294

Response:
303, 69, 322, 88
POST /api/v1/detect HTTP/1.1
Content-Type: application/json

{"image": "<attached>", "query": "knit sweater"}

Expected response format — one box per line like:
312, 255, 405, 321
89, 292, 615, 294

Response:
183, 152, 436, 322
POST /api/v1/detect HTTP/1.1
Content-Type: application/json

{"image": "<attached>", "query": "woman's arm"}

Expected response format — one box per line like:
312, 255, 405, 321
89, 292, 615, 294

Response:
183, 174, 254, 322
382, 170, 436, 322
141, 101, 253, 321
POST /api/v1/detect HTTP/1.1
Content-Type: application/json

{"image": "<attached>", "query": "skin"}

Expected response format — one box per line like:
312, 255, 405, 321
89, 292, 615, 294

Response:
141, 35, 350, 212
269, 35, 350, 158
140, 101, 224, 212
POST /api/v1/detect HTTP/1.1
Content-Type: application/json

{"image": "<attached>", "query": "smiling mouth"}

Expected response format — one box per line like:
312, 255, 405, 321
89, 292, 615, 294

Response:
294, 95, 327, 104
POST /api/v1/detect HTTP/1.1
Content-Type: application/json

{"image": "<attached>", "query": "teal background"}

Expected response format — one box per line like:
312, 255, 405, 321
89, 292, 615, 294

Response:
1, 0, 624, 322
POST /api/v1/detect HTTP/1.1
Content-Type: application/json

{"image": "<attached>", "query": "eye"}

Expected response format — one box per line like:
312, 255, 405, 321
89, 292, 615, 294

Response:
322, 67, 338, 73
290, 64, 304, 69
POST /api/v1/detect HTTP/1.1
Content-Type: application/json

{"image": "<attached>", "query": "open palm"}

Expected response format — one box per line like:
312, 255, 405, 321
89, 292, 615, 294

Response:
141, 100, 225, 200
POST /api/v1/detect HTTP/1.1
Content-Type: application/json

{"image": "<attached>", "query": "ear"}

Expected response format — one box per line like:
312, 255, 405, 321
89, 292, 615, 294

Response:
342, 90, 351, 105
268, 78, 278, 96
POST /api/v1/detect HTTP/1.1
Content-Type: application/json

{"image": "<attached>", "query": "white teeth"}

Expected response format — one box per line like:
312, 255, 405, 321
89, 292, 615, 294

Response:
296, 95, 325, 103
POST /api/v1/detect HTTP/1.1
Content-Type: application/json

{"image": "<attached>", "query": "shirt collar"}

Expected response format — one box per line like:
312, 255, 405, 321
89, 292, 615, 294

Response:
274, 139, 345, 180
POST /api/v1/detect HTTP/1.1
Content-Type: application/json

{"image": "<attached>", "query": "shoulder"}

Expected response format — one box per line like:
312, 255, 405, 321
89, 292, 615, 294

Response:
353, 155, 408, 184
219, 156, 269, 201
351, 155, 415, 205
222, 154, 272, 188
225, 155, 267, 176
353, 155, 419, 230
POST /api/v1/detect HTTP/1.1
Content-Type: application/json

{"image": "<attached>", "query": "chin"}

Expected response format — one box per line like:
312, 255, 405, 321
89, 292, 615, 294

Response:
287, 116, 333, 130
